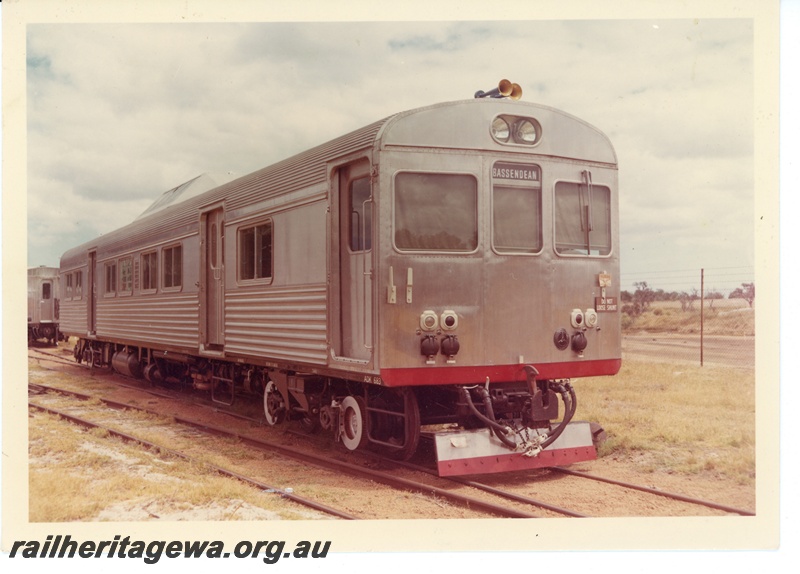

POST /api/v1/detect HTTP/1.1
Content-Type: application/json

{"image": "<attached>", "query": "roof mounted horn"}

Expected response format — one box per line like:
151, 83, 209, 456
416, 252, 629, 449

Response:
474, 79, 522, 100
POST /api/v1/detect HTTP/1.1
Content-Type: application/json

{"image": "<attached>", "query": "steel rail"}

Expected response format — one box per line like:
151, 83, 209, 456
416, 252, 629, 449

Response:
29, 382, 540, 519
30, 350, 755, 519
552, 467, 755, 516
28, 347, 82, 368
28, 401, 356, 520
326, 441, 589, 518
29, 348, 268, 425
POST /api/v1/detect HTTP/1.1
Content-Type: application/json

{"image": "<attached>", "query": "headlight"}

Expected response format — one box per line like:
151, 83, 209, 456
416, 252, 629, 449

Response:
491, 117, 510, 142
514, 119, 539, 144
492, 115, 541, 145
584, 308, 598, 328
570, 309, 585, 329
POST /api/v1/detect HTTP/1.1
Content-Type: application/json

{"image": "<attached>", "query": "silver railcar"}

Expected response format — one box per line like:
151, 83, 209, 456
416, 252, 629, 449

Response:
28, 266, 61, 345
59, 83, 621, 475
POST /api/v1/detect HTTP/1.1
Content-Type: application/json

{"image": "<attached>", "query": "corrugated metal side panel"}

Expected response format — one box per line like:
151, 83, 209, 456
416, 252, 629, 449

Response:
224, 283, 328, 365
96, 293, 199, 349
59, 300, 86, 335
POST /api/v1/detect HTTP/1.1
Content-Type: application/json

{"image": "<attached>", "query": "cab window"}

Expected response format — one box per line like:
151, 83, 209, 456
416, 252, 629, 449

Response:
555, 180, 611, 256
394, 172, 478, 252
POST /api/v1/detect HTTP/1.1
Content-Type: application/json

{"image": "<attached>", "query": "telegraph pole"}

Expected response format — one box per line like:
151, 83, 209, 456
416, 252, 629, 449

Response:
700, 268, 704, 366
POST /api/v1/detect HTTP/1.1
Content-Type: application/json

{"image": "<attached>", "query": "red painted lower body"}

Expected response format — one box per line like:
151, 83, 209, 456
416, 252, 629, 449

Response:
380, 358, 621, 387
437, 445, 597, 477
431, 421, 598, 477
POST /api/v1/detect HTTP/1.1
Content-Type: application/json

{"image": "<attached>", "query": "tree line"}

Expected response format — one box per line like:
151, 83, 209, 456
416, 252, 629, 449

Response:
621, 281, 754, 316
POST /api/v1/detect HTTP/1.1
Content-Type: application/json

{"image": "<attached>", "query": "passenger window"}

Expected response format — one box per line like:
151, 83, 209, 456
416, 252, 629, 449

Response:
239, 220, 273, 281
74, 271, 82, 299
162, 245, 182, 289
105, 262, 117, 295
119, 258, 133, 294
141, 252, 158, 291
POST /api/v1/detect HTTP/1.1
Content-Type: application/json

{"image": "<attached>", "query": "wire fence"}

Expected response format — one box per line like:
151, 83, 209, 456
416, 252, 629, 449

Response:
619, 266, 755, 369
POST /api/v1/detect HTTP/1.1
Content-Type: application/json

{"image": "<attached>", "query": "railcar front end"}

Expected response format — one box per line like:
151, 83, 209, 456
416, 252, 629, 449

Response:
367, 92, 621, 475
28, 266, 61, 345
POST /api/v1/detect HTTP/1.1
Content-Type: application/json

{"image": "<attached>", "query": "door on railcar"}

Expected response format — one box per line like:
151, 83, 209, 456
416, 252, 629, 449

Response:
88, 251, 97, 335
336, 161, 373, 361
40, 281, 54, 323
201, 207, 225, 350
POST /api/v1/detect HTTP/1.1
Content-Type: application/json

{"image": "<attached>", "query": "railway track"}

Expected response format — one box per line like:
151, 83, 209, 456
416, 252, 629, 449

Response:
28, 398, 355, 520
28, 381, 547, 519
29, 346, 755, 519
550, 467, 754, 516
28, 350, 590, 517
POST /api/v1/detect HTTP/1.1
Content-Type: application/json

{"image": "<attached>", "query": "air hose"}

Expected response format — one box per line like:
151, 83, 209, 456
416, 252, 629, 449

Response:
539, 381, 577, 450
460, 377, 578, 453
460, 387, 517, 449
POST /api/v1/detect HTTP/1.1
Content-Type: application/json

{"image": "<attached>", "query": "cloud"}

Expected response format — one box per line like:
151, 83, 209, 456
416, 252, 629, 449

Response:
24, 19, 756, 291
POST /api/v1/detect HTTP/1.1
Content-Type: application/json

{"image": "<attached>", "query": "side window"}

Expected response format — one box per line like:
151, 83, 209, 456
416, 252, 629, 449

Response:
239, 220, 273, 281
119, 257, 133, 294
162, 245, 182, 289
105, 262, 117, 295
348, 177, 372, 252
66, 274, 73, 300
74, 271, 82, 299
141, 252, 158, 291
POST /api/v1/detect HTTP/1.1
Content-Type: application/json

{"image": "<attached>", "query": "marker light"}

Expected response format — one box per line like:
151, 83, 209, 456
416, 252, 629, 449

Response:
420, 310, 439, 332
440, 310, 459, 331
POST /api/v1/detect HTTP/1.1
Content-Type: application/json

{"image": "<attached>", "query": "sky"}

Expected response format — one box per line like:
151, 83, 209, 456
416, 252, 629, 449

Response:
21, 10, 763, 296
2, 3, 794, 568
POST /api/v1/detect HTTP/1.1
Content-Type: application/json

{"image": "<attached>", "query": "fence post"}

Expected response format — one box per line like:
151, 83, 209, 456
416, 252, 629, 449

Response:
700, 268, 704, 366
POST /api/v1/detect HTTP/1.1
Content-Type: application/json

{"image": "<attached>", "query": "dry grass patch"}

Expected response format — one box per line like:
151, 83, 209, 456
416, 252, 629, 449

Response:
28, 409, 324, 522
573, 359, 755, 484
624, 299, 755, 336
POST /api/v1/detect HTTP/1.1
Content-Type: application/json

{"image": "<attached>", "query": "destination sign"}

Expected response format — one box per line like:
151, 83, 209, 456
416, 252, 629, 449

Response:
492, 162, 540, 182
595, 296, 618, 312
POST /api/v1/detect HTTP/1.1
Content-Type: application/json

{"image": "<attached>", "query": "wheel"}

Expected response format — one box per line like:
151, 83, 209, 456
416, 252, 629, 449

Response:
368, 388, 421, 461
263, 380, 286, 426
340, 396, 368, 451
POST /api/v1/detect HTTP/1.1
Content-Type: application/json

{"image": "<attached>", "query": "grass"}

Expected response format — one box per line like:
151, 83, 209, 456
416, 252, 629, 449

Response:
28, 341, 756, 519
573, 358, 755, 484
27, 405, 320, 522
623, 299, 755, 336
